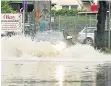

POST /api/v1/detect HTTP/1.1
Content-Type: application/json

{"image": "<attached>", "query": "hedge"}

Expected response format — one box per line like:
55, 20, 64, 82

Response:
51, 9, 88, 16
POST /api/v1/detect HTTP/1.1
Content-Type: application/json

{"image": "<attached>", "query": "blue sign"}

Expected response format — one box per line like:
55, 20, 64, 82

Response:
23, 0, 27, 11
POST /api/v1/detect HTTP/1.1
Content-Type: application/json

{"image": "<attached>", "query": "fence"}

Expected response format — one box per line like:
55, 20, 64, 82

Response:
26, 11, 111, 44
51, 13, 97, 42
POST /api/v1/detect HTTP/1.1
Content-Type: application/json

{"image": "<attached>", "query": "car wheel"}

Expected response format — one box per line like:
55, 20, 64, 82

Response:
84, 38, 93, 45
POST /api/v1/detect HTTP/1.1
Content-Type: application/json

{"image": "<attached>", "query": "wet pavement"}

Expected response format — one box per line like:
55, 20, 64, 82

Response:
1, 35, 111, 86
1, 59, 111, 86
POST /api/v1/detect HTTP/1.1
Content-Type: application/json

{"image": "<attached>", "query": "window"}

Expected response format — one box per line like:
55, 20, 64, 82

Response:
82, 0, 94, 3
83, 28, 96, 33
62, 5, 69, 10
71, 5, 78, 10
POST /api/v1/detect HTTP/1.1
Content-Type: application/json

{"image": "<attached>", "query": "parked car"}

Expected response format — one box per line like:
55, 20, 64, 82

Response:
7, 31, 15, 37
1, 31, 15, 37
77, 27, 96, 45
1, 31, 7, 37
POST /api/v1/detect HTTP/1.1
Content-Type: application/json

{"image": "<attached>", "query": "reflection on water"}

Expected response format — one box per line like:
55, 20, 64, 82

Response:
2, 61, 111, 86
1, 35, 111, 86
55, 65, 64, 86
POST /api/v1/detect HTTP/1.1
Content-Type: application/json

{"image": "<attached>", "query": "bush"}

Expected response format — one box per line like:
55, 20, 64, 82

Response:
1, 1, 16, 13
105, 47, 111, 53
51, 9, 88, 16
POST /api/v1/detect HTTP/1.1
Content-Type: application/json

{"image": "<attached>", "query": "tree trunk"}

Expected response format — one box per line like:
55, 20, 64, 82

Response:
95, 1, 107, 51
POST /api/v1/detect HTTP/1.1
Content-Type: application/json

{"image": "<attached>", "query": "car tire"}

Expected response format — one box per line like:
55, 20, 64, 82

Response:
84, 38, 93, 45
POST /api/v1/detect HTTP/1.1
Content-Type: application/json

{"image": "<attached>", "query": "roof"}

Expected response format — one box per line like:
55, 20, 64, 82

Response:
78, 11, 109, 15
9, 1, 34, 4
78, 11, 98, 15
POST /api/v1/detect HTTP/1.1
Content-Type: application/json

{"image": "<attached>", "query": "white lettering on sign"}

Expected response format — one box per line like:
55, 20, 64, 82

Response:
1, 13, 22, 32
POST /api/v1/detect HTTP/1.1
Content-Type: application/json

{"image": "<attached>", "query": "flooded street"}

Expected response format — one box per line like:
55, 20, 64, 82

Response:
1, 0, 111, 86
1, 36, 111, 86
2, 60, 99, 86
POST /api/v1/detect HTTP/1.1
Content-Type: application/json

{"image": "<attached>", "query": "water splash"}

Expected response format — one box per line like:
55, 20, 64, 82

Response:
1, 35, 111, 86
58, 43, 111, 61
1, 35, 58, 58
1, 35, 111, 61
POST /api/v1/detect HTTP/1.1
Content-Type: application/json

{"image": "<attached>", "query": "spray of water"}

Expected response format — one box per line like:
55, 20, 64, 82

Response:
1, 35, 111, 62
1, 35, 58, 58
1, 35, 111, 86
58, 43, 111, 61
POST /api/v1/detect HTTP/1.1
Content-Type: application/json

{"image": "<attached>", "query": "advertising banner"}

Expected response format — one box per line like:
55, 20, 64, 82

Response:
1, 13, 22, 32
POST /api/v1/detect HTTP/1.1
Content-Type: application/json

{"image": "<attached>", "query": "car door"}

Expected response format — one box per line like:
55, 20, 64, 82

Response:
86, 28, 95, 40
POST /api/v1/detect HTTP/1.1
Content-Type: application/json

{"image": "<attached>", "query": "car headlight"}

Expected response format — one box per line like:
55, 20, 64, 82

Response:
66, 36, 72, 39
55, 42, 66, 51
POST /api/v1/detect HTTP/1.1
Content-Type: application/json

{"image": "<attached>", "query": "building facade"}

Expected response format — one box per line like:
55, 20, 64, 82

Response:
52, 0, 96, 10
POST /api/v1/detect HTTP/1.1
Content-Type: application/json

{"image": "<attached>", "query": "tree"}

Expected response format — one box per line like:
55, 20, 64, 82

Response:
1, 1, 16, 13
95, 1, 107, 51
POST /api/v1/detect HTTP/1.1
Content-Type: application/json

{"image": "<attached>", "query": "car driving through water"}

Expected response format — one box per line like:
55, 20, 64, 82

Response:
34, 30, 74, 51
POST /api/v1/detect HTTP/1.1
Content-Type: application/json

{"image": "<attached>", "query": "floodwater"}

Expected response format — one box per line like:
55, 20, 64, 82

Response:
1, 35, 111, 86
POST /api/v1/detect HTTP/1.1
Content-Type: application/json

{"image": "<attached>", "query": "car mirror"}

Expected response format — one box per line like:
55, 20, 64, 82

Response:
66, 36, 72, 39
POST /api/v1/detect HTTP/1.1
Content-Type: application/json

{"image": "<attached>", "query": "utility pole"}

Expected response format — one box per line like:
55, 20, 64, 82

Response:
23, 8, 25, 35
95, 1, 107, 51
23, 0, 27, 35
108, 2, 111, 49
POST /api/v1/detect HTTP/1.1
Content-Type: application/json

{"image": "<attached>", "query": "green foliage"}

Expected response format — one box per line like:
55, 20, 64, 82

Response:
105, 47, 111, 53
1, 1, 16, 13
51, 9, 88, 16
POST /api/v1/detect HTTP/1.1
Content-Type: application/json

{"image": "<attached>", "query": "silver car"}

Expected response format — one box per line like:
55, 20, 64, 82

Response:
77, 27, 96, 45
